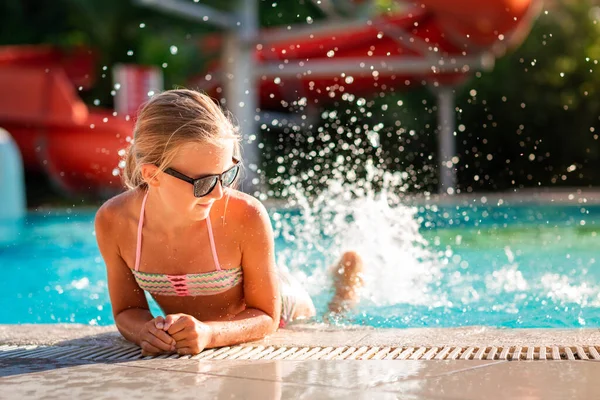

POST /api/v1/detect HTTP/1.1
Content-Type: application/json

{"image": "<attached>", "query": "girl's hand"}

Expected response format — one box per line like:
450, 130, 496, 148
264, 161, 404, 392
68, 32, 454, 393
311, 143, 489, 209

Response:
163, 313, 213, 355
138, 316, 176, 356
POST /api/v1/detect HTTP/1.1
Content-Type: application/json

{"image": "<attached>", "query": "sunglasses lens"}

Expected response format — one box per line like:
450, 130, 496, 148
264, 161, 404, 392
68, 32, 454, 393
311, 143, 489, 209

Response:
222, 165, 239, 187
194, 177, 218, 197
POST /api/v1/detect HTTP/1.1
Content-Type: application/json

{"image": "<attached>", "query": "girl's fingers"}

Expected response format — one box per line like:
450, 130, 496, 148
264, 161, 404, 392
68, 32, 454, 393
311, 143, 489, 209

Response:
140, 340, 162, 356
173, 338, 197, 349
164, 314, 183, 331
149, 324, 175, 347
166, 315, 190, 334
154, 316, 165, 330
141, 349, 157, 357
170, 328, 191, 342
144, 331, 175, 352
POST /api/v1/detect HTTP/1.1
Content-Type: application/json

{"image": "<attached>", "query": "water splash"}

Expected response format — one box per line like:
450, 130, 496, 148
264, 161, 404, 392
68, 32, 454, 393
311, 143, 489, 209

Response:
273, 159, 445, 313
484, 246, 528, 294
540, 274, 599, 306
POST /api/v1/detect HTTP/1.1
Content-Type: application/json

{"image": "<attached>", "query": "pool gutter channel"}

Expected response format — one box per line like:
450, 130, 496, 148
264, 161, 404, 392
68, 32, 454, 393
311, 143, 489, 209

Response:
1, 344, 599, 361
3, 324, 600, 362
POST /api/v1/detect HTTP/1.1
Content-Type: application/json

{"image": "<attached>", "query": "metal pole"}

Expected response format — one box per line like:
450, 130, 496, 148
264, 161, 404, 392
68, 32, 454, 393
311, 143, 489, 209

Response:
223, 0, 260, 195
257, 55, 490, 78
134, 0, 235, 29
437, 87, 457, 194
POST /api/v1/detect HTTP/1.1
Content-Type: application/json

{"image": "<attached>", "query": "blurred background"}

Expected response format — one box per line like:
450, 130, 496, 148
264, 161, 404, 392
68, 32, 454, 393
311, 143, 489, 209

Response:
1, 0, 599, 207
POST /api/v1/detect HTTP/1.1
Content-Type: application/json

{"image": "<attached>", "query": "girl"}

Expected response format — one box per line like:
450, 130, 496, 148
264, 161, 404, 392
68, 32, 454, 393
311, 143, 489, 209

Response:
95, 89, 363, 356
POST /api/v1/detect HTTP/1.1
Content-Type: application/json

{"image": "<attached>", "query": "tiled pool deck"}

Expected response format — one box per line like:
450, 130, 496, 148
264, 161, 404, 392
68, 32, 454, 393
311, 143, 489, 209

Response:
2, 323, 600, 399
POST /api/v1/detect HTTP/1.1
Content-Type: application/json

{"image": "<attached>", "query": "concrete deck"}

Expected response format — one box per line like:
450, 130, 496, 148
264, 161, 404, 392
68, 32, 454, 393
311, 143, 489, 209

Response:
2, 324, 600, 399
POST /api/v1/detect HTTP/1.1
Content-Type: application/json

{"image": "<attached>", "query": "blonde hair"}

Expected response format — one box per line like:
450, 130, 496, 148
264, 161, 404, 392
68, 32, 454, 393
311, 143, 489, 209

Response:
122, 89, 241, 190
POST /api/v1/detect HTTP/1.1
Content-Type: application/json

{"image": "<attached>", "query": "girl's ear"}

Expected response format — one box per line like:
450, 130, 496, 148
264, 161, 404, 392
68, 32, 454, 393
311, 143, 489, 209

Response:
140, 164, 161, 187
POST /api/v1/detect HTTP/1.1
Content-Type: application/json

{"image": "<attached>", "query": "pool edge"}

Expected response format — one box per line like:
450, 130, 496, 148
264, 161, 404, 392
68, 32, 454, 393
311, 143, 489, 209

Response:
2, 323, 600, 347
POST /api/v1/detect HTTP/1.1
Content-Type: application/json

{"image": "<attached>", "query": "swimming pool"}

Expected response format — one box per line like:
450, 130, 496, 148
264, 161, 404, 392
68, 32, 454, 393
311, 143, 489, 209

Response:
1, 202, 599, 328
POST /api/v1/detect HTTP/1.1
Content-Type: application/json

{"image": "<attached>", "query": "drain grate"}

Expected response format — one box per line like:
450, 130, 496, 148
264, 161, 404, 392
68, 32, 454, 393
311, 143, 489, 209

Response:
1, 344, 599, 361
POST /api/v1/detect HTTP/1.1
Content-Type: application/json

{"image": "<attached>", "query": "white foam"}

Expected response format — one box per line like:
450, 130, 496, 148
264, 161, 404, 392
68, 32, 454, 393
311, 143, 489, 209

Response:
485, 264, 529, 294
539, 273, 599, 306
275, 160, 445, 307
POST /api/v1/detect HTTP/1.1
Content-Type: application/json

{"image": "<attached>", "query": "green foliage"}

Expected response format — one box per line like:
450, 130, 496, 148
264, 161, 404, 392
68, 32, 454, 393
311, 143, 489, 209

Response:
452, 0, 600, 191
260, 0, 324, 26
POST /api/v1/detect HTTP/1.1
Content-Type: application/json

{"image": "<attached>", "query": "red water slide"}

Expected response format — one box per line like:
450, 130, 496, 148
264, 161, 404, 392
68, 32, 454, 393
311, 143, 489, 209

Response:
193, 0, 540, 109
0, 46, 131, 197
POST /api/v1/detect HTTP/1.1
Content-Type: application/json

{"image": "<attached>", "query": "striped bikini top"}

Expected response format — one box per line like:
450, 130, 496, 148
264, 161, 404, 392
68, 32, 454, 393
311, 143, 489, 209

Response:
131, 191, 243, 296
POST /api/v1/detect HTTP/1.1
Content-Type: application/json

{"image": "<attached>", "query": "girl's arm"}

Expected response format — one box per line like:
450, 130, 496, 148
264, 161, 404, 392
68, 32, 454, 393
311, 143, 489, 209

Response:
95, 200, 173, 352
204, 198, 281, 347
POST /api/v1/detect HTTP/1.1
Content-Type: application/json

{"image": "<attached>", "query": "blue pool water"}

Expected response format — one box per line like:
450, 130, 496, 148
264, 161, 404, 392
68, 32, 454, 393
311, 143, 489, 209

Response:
1, 203, 599, 328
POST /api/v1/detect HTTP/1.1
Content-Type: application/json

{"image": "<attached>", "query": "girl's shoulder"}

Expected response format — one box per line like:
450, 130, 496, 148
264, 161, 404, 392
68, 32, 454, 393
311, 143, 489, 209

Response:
219, 189, 270, 226
217, 191, 274, 247
95, 189, 142, 233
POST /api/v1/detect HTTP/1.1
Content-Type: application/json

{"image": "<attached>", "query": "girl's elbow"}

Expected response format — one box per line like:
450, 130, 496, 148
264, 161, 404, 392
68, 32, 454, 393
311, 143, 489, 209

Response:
266, 311, 280, 334
268, 319, 279, 334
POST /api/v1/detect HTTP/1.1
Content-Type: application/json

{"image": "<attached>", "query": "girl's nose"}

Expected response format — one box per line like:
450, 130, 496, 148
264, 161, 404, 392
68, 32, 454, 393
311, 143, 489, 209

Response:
209, 179, 224, 201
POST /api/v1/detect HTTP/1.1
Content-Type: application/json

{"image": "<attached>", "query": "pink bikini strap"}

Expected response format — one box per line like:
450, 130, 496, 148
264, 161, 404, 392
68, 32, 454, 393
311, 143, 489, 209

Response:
134, 190, 221, 271
205, 216, 222, 271
134, 191, 149, 272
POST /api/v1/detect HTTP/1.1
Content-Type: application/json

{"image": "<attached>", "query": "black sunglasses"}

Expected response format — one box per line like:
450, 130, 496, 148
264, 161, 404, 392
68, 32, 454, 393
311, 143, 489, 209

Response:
163, 158, 241, 197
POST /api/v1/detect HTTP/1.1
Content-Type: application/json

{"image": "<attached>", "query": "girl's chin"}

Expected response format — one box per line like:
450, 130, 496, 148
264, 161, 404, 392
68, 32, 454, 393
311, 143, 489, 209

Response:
195, 202, 213, 210
191, 203, 213, 218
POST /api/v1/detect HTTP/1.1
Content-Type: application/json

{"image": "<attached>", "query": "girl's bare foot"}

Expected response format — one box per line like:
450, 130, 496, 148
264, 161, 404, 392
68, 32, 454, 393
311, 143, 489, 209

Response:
328, 251, 364, 314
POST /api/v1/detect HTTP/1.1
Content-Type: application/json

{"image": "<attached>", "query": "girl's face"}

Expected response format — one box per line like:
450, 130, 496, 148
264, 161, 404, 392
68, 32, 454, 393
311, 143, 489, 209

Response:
155, 140, 236, 221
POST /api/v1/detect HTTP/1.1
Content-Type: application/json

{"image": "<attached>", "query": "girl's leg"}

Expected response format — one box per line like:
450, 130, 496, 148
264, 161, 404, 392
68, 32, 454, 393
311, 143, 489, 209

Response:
279, 251, 364, 327
279, 266, 316, 326
327, 251, 364, 314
